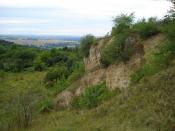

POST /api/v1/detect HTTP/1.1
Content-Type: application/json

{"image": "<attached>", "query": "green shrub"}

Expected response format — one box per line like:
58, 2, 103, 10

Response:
101, 33, 134, 67
133, 18, 160, 39
34, 58, 46, 71
162, 22, 175, 40
79, 34, 96, 57
39, 97, 54, 113
111, 13, 134, 36
101, 14, 137, 67
3, 88, 44, 129
44, 66, 69, 85
72, 83, 112, 109
67, 62, 84, 83
131, 64, 152, 83
0, 70, 5, 79
131, 39, 175, 83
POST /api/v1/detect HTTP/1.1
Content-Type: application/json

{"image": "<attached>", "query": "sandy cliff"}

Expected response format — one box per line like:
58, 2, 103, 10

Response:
55, 35, 163, 108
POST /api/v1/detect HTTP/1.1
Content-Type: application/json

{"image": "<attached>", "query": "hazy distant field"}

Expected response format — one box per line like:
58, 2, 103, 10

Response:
0, 35, 80, 48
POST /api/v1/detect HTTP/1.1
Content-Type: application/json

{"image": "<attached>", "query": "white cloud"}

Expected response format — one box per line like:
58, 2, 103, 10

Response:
0, 19, 52, 24
0, 26, 109, 36
0, 0, 171, 17
0, 0, 172, 35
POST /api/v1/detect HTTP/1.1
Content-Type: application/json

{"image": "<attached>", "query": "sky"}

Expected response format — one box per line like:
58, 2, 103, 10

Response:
0, 0, 172, 36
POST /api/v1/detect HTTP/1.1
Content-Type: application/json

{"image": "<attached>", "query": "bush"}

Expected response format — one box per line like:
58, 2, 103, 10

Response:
101, 14, 137, 67
131, 40, 175, 83
133, 18, 160, 39
162, 22, 175, 40
72, 83, 112, 109
67, 62, 85, 83
131, 64, 152, 83
34, 58, 46, 71
4, 88, 44, 129
101, 33, 134, 67
39, 97, 54, 113
111, 13, 134, 36
79, 34, 96, 57
44, 66, 69, 87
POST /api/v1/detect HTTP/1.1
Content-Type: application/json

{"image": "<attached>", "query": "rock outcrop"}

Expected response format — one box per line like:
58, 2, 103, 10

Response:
55, 36, 145, 108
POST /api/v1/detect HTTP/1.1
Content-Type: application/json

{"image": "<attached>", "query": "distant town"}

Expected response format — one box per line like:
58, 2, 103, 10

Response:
0, 35, 81, 49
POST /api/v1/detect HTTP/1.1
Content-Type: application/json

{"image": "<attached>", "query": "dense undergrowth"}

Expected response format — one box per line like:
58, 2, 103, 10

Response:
71, 83, 117, 109
23, 66, 175, 131
0, 0, 175, 130
0, 41, 84, 130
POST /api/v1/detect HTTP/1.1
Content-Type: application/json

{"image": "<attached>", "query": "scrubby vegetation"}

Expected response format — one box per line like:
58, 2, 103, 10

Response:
79, 34, 96, 57
101, 13, 162, 67
133, 18, 160, 39
0, 40, 38, 72
72, 83, 115, 109
28, 66, 175, 131
0, 40, 84, 130
131, 13, 175, 83
1, 0, 175, 130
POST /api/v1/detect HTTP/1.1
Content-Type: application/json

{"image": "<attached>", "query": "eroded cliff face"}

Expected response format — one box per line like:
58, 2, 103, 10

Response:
82, 36, 144, 90
84, 38, 106, 72
55, 36, 145, 108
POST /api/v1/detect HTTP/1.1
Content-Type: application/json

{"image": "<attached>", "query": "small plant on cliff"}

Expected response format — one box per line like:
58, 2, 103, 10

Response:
79, 34, 96, 57
101, 33, 134, 67
101, 14, 135, 67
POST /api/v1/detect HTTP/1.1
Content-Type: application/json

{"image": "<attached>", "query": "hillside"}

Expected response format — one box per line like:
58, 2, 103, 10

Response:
0, 6, 175, 131
1, 33, 174, 131
31, 66, 175, 131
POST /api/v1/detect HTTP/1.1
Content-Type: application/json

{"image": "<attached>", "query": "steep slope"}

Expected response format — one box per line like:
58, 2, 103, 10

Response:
55, 35, 163, 108
31, 63, 175, 131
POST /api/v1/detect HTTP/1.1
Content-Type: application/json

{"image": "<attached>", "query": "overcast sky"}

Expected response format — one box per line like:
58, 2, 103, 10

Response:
0, 0, 172, 36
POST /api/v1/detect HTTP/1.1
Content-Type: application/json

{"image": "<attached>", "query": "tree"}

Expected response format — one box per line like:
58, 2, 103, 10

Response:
79, 34, 96, 57
133, 17, 160, 39
165, 0, 175, 21
169, 0, 175, 8
34, 57, 46, 71
111, 13, 134, 35
44, 66, 69, 85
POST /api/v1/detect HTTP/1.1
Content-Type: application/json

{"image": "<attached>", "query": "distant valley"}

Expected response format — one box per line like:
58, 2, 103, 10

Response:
0, 35, 80, 49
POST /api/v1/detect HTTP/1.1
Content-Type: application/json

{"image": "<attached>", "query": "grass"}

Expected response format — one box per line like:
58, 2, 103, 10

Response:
0, 71, 47, 130
10, 65, 173, 131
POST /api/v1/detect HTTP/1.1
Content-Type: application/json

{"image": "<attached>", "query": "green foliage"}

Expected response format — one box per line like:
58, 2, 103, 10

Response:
111, 13, 134, 35
101, 14, 136, 67
131, 39, 175, 83
101, 33, 134, 67
44, 66, 69, 87
0, 46, 37, 72
79, 34, 96, 57
133, 18, 160, 39
0, 70, 5, 79
162, 21, 175, 40
131, 64, 152, 83
0, 40, 40, 72
39, 97, 54, 113
67, 61, 85, 83
2, 88, 44, 129
34, 57, 46, 71
48, 62, 85, 94
0, 45, 6, 55
129, 68, 175, 130
0, 40, 83, 73
72, 83, 112, 109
